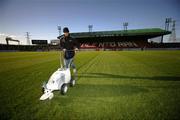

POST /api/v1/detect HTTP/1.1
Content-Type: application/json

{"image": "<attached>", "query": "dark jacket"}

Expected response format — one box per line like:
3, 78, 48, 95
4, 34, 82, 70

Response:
58, 35, 80, 59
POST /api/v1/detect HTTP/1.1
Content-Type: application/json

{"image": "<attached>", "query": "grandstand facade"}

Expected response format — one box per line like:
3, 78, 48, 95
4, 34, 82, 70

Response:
1, 28, 180, 51
70, 28, 171, 50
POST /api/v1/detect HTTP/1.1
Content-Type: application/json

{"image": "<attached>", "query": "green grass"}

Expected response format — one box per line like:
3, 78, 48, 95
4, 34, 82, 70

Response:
0, 51, 180, 120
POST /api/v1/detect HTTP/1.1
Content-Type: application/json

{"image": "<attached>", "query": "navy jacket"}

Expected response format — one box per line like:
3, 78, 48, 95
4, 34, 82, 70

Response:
58, 35, 80, 59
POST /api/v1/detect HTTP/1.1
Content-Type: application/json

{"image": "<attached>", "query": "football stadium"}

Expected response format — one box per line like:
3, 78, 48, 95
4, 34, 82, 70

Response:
1, 27, 180, 51
0, 27, 180, 120
1, 0, 180, 120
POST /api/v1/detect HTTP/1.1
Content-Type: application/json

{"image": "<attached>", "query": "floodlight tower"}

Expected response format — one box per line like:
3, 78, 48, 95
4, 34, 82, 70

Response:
161, 18, 172, 43
165, 18, 172, 31
123, 22, 128, 31
169, 20, 176, 42
58, 26, 61, 36
26, 32, 31, 45
88, 25, 93, 32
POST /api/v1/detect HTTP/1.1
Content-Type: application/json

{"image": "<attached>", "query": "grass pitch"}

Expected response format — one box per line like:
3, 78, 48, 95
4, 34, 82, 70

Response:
0, 51, 180, 120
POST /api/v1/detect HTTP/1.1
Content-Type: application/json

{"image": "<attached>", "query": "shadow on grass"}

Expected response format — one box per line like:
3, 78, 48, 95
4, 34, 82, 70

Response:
70, 84, 149, 97
78, 73, 180, 81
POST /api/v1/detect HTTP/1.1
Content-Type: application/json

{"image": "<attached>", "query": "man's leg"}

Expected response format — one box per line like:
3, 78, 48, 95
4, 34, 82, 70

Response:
64, 58, 77, 80
70, 59, 77, 80
64, 58, 71, 68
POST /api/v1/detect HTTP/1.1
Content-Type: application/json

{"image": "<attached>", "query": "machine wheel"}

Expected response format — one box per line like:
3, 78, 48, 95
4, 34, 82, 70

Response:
70, 79, 75, 87
61, 84, 68, 95
42, 87, 45, 93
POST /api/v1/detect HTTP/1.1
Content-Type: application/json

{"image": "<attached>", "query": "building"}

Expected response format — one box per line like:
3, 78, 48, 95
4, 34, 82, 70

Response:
68, 28, 171, 50
50, 39, 60, 45
2, 28, 179, 51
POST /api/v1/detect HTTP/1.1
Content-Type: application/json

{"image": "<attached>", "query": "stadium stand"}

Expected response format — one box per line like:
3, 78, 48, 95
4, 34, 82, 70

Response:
0, 28, 180, 51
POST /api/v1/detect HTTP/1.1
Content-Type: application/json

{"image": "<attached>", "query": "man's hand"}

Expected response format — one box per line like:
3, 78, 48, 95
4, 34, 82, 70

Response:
63, 49, 66, 52
74, 48, 79, 53
74, 48, 78, 51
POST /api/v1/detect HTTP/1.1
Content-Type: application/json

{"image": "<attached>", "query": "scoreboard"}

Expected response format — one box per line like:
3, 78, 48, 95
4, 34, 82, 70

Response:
31, 40, 48, 45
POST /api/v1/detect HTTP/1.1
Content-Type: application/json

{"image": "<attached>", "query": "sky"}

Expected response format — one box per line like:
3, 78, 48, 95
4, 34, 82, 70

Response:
0, 0, 180, 44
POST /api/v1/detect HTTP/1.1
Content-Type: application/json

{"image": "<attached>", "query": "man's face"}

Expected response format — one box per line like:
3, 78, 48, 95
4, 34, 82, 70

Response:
64, 32, 69, 37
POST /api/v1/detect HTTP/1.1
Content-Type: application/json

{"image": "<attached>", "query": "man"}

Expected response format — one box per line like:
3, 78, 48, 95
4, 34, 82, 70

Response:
57, 27, 80, 80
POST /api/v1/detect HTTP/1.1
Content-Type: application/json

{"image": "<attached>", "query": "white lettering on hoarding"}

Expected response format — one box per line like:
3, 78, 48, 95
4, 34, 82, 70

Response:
81, 41, 139, 48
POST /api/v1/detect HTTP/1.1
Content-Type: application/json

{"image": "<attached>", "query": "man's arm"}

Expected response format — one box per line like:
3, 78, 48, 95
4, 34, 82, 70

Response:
57, 36, 66, 50
73, 38, 80, 50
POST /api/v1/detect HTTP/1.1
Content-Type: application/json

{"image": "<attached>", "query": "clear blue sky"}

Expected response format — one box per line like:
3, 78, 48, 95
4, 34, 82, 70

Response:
0, 0, 180, 41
